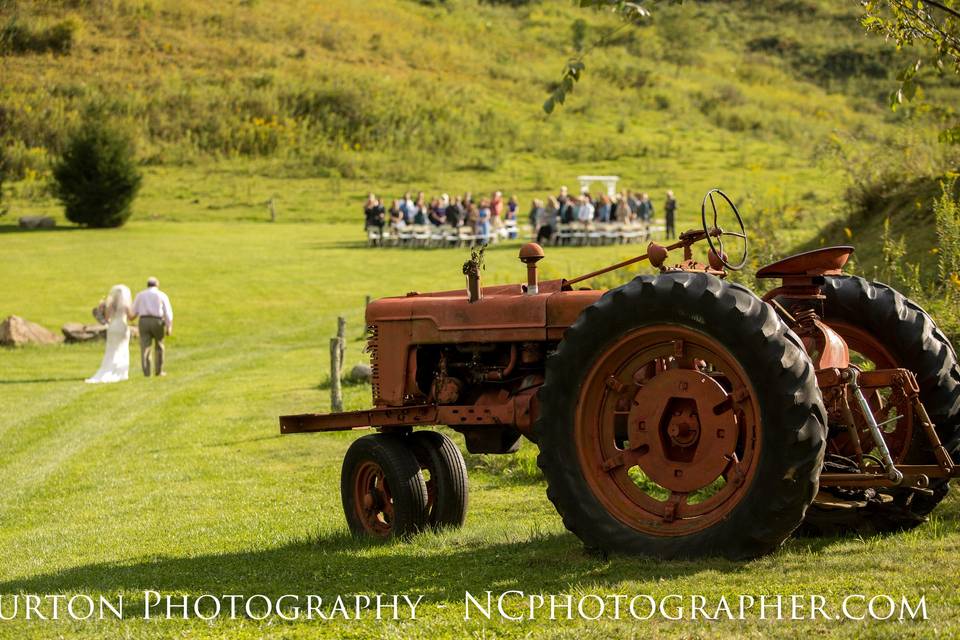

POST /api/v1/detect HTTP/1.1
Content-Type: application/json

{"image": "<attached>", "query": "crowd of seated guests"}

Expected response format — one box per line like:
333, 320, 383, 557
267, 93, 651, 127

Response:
363, 190, 520, 246
528, 186, 665, 245
364, 185, 676, 247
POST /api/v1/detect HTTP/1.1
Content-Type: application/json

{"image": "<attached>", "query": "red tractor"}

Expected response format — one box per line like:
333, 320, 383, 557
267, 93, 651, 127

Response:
281, 190, 960, 558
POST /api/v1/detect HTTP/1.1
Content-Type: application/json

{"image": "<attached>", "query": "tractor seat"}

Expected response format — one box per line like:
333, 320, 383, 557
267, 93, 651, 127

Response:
756, 246, 854, 279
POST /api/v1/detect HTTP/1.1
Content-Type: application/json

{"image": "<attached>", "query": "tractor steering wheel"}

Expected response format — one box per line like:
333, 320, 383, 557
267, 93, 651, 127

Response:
700, 188, 748, 271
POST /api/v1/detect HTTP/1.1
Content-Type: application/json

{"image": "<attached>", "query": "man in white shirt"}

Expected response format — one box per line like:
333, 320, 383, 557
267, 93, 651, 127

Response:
577, 195, 595, 222
131, 277, 174, 377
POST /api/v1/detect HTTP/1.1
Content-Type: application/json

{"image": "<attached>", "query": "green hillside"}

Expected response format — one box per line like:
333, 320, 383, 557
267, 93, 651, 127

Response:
1, 0, 956, 236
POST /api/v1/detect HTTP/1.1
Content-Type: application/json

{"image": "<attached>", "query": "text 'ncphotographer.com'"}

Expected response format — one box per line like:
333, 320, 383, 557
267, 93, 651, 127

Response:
463, 591, 929, 622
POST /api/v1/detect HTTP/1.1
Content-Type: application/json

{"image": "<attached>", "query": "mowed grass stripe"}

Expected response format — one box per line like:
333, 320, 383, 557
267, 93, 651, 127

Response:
0, 323, 322, 519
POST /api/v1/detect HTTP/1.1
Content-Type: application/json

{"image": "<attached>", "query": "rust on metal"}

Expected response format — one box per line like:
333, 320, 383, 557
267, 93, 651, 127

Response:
519, 242, 545, 295
647, 242, 669, 268
351, 460, 394, 537
756, 246, 854, 279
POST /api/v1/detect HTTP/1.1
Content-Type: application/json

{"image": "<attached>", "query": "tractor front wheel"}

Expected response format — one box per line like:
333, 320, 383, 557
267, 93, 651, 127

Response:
341, 434, 428, 538
409, 430, 469, 529
536, 273, 827, 559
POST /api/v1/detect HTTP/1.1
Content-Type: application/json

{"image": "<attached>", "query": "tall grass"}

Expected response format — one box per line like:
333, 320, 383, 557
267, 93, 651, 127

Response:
0, 0, 956, 183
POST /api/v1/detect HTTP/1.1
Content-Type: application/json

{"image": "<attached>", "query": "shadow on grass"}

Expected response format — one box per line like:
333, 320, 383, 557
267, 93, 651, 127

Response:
0, 224, 83, 235
316, 377, 370, 391
0, 377, 84, 384
0, 531, 755, 614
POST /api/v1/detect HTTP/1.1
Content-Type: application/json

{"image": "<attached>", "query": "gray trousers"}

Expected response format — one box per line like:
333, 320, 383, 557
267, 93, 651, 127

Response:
138, 317, 166, 376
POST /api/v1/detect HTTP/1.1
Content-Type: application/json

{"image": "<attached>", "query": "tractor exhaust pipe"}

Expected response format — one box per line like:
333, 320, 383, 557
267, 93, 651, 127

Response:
519, 243, 545, 295
463, 247, 485, 303
466, 270, 482, 303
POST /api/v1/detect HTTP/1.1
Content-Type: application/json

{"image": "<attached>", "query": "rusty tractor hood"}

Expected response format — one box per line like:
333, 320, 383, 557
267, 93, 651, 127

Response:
366, 278, 604, 344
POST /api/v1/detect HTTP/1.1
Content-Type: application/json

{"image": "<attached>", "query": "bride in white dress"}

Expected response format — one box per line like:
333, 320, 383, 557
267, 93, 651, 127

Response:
86, 284, 133, 384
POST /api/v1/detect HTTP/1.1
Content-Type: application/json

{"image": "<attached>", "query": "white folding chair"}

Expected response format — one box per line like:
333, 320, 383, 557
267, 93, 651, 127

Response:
587, 223, 605, 246
429, 225, 446, 247
412, 224, 431, 247
621, 223, 641, 244
571, 222, 588, 246
604, 222, 622, 245
458, 225, 477, 247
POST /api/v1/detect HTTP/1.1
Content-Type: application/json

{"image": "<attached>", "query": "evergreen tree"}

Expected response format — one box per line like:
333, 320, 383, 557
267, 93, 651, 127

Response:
53, 121, 142, 228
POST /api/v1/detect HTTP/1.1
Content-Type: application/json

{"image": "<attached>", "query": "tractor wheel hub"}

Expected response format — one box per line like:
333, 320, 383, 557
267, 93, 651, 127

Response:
666, 409, 700, 447
627, 369, 738, 493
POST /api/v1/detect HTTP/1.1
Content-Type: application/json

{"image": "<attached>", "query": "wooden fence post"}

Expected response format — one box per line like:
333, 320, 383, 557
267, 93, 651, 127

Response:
330, 337, 343, 412
336, 316, 346, 370
268, 198, 276, 222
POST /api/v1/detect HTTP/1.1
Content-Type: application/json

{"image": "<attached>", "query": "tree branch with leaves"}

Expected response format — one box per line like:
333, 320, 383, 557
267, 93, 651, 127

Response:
861, 1, 960, 141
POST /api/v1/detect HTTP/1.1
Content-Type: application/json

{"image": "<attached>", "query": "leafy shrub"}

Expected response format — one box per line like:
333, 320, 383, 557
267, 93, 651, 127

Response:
52, 121, 142, 228
878, 216, 922, 296
934, 177, 960, 294
819, 47, 890, 80
695, 84, 746, 116
747, 35, 797, 55
776, 0, 818, 17
596, 61, 650, 89
656, 7, 705, 67
311, 145, 359, 179
0, 16, 81, 55
0, 140, 51, 180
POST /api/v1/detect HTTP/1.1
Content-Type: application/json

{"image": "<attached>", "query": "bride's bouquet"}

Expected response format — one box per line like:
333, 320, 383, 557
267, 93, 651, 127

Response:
93, 299, 107, 325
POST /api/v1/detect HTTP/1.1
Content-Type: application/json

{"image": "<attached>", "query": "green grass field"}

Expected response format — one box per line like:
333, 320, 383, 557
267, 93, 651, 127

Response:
4, 0, 960, 637
2, 219, 959, 639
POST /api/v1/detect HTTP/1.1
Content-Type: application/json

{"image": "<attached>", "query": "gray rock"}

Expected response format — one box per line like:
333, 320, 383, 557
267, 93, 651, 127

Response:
62, 322, 107, 343
348, 363, 372, 383
0, 315, 62, 346
62, 322, 139, 342
18, 216, 55, 230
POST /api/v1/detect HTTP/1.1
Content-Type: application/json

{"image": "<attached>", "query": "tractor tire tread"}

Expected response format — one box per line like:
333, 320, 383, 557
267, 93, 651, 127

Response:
409, 430, 469, 528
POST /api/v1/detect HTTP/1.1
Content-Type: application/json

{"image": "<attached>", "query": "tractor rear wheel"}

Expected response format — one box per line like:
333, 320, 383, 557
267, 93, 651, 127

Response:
803, 276, 960, 533
536, 272, 826, 559
341, 434, 429, 539
409, 430, 469, 529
